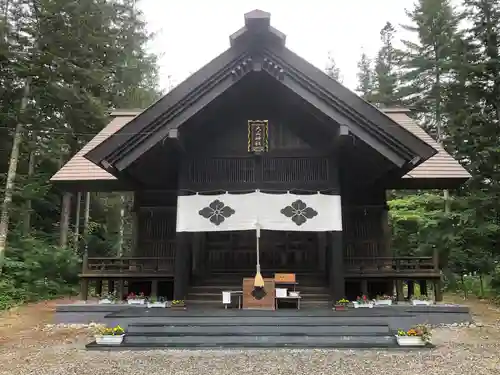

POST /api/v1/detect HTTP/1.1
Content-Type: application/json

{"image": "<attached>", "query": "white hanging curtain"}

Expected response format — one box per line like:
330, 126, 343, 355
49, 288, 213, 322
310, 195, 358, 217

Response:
176, 192, 342, 232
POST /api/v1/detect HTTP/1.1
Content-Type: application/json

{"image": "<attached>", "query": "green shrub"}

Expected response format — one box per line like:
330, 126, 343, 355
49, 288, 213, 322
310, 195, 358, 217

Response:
0, 236, 80, 310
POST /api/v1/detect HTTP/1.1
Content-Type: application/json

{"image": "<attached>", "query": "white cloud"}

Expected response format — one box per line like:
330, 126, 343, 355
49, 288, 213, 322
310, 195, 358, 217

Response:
138, 0, 449, 92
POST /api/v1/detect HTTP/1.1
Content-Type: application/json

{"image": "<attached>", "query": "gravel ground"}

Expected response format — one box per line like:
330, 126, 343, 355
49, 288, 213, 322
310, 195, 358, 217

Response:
2, 326, 500, 375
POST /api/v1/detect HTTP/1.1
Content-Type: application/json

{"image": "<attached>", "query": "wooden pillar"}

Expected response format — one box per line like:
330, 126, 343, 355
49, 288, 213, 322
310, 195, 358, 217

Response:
361, 279, 368, 296
434, 279, 443, 302
174, 232, 191, 300
317, 232, 327, 273
407, 280, 414, 299
420, 280, 428, 296
192, 232, 202, 278
107, 280, 115, 295
396, 280, 404, 301
80, 279, 89, 301
328, 231, 345, 300
59, 192, 72, 248
117, 280, 125, 299
151, 279, 159, 299
95, 279, 103, 296
381, 204, 391, 257
79, 246, 89, 300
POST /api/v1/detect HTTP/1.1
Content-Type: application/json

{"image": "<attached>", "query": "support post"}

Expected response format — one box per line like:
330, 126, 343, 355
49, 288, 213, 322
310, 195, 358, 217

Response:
396, 280, 404, 301
80, 279, 89, 301
95, 280, 103, 296
174, 232, 191, 300
434, 279, 443, 302
420, 280, 428, 296
328, 231, 344, 300
407, 280, 414, 299
151, 279, 159, 299
107, 280, 115, 296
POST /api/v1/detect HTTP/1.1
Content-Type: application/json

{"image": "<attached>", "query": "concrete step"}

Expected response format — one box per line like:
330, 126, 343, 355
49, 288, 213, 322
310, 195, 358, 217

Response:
126, 324, 391, 335
187, 292, 330, 300
121, 334, 397, 347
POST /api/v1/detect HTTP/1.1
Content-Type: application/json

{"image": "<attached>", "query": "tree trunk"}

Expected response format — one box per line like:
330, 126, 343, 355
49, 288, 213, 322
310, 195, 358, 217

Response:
22, 150, 35, 235
59, 192, 71, 248
83, 192, 90, 254
117, 194, 125, 257
0, 79, 30, 274
461, 274, 467, 299
74, 192, 82, 252
479, 274, 484, 298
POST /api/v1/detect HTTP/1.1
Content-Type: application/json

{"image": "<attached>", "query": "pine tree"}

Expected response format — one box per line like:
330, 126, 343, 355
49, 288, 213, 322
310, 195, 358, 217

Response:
372, 22, 400, 106
356, 51, 374, 100
325, 51, 343, 82
398, 0, 460, 138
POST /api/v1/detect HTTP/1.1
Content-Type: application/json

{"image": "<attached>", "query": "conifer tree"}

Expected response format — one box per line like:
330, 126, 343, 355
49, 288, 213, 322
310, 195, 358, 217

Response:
325, 51, 343, 82
372, 22, 400, 106
356, 51, 374, 100
398, 0, 460, 138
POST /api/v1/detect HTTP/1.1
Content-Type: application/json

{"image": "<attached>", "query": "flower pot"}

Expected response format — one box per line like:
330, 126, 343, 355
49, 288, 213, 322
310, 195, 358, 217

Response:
412, 300, 432, 306
147, 302, 167, 308
334, 305, 348, 311
171, 305, 186, 310
95, 334, 125, 345
375, 299, 393, 306
395, 335, 426, 346
128, 299, 145, 305
353, 301, 374, 308
98, 299, 115, 305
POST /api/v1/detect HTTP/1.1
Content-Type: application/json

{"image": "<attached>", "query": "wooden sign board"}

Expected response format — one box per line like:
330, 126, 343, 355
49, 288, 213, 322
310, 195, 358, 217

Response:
274, 273, 296, 284
247, 120, 269, 153
242, 277, 275, 310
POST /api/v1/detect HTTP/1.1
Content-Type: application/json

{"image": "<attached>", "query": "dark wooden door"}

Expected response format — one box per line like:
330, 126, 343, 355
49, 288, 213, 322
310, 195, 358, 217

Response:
205, 230, 319, 273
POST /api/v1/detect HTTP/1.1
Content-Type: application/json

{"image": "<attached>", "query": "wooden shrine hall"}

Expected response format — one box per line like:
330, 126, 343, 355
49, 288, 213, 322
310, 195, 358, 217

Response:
51, 10, 470, 307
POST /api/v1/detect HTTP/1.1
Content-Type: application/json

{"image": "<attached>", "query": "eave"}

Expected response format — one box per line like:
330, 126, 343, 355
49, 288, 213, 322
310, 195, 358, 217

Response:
84, 10, 436, 176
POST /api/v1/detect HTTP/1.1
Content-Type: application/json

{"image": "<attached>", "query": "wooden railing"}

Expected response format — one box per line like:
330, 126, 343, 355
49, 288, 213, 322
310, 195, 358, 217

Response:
82, 256, 175, 275
344, 256, 438, 274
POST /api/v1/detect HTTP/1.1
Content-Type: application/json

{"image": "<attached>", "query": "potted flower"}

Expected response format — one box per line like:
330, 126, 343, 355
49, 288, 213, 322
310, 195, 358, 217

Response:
334, 298, 350, 311
147, 297, 167, 308
411, 294, 433, 306
395, 324, 431, 346
171, 299, 186, 309
353, 295, 373, 308
98, 292, 118, 305
94, 324, 125, 345
374, 294, 393, 306
127, 292, 146, 305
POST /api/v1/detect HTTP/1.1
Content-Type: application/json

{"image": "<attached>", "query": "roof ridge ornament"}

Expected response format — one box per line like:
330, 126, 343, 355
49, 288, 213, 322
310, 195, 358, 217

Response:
229, 10, 286, 48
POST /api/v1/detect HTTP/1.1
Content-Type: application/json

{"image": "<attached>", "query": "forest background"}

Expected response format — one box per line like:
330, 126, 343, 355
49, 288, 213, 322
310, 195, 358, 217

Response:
0, 0, 498, 309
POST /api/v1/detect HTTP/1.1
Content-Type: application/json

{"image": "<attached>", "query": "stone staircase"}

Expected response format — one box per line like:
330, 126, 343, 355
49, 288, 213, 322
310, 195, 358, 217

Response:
186, 272, 332, 309
87, 309, 400, 349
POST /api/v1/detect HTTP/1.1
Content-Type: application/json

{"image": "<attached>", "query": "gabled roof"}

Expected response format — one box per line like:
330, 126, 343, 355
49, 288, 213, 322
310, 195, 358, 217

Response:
50, 112, 135, 182
84, 10, 436, 175
384, 109, 471, 181
51, 108, 470, 189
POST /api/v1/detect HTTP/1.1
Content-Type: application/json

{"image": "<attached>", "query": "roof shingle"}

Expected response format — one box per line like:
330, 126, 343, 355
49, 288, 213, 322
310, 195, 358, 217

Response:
50, 109, 471, 184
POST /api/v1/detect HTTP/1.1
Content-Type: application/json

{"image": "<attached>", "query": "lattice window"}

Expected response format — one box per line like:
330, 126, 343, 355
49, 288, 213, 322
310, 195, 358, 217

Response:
188, 158, 256, 184
262, 157, 329, 183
